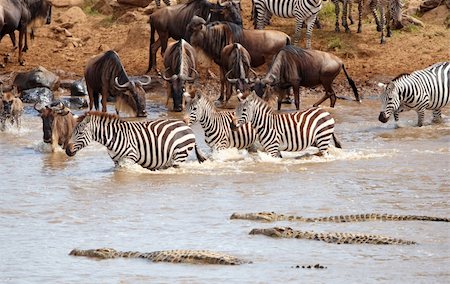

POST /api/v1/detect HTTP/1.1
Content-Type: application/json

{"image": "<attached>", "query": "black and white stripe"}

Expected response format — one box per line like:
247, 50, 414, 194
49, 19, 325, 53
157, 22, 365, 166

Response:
252, 0, 322, 49
379, 62, 450, 126
185, 92, 257, 150
234, 91, 340, 157
155, 0, 172, 8
66, 112, 206, 170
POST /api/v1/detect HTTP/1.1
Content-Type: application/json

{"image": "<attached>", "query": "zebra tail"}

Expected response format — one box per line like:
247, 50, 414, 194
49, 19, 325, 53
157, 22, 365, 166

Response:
333, 133, 342, 149
342, 64, 360, 103
195, 144, 207, 163
93, 92, 99, 110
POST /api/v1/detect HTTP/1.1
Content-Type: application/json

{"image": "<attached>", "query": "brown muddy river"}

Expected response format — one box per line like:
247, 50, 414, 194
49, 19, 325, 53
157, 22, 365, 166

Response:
1, 90, 449, 283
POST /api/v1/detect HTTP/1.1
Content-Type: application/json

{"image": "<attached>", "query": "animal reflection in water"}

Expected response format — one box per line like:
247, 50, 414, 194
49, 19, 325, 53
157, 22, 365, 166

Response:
65, 112, 206, 170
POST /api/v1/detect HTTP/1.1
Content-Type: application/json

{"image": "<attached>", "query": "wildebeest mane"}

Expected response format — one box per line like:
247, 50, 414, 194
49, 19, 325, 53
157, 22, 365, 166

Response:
268, 45, 313, 84
24, 0, 51, 19
230, 43, 249, 79
199, 21, 244, 64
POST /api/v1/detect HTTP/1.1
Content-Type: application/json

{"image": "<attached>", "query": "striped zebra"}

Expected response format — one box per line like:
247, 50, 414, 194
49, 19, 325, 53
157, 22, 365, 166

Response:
155, 0, 172, 8
379, 62, 450, 127
368, 0, 403, 43
252, 0, 323, 49
184, 91, 258, 151
65, 111, 206, 170
233, 91, 341, 158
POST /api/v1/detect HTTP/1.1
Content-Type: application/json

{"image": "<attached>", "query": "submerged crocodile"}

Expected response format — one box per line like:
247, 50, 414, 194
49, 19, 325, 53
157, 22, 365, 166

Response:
231, 212, 450, 223
69, 248, 249, 265
249, 227, 416, 245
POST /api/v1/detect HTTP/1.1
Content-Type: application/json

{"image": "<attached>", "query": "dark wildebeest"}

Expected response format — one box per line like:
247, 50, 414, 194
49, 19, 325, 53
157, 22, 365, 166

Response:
251, 45, 360, 111
34, 101, 77, 152
84, 50, 152, 117
162, 39, 199, 112
0, 85, 23, 130
148, 0, 242, 71
187, 16, 290, 69
219, 43, 257, 106
0, 0, 52, 65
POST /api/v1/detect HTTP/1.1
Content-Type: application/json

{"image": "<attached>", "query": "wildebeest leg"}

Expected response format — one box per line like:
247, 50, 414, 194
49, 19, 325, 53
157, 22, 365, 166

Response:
150, 38, 162, 71
293, 85, 300, 110
87, 86, 95, 111
313, 87, 333, 107
18, 29, 25, 65
219, 69, 225, 102
101, 88, 108, 113
160, 33, 169, 57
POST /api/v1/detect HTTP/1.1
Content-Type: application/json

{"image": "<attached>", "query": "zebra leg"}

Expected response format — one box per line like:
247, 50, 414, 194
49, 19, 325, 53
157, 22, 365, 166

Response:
386, 6, 392, 37
305, 15, 318, 49
416, 109, 425, 127
357, 0, 363, 33
334, 0, 341, 32
172, 147, 192, 166
342, 0, 350, 33
379, 5, 386, 44
315, 134, 333, 156
348, 1, 354, 25
394, 110, 399, 121
432, 109, 443, 124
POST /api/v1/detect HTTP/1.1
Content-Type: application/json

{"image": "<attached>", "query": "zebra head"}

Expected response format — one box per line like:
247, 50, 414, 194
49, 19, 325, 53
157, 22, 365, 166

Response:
65, 114, 94, 157
379, 82, 401, 123
183, 89, 210, 126
234, 90, 258, 128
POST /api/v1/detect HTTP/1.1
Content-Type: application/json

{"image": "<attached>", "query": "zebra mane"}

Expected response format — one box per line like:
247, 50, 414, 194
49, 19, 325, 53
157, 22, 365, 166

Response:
392, 73, 410, 82
78, 111, 120, 123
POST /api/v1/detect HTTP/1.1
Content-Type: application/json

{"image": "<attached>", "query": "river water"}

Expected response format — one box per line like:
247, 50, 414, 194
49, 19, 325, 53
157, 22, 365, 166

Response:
1, 90, 449, 283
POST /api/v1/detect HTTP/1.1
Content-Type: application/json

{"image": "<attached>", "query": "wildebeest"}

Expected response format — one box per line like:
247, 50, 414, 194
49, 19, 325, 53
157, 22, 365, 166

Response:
84, 50, 152, 117
219, 43, 256, 106
0, 85, 23, 130
0, 0, 52, 65
148, 0, 242, 71
251, 45, 360, 110
34, 101, 77, 152
187, 16, 290, 68
162, 39, 199, 112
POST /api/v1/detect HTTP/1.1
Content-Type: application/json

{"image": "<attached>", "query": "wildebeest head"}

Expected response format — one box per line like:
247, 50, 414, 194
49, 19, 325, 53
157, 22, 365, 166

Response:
114, 76, 151, 117
378, 81, 401, 123
162, 68, 199, 112
212, 0, 242, 26
34, 102, 70, 144
251, 74, 278, 99
28, 0, 53, 25
1, 93, 15, 117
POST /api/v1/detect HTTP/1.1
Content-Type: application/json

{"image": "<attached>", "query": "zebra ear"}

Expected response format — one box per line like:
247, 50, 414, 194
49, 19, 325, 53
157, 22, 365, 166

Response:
377, 82, 387, 90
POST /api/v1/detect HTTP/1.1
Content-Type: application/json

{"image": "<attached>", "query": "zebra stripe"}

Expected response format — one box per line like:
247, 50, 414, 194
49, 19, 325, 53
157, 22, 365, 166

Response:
235, 92, 339, 157
155, 0, 172, 8
185, 92, 258, 150
66, 112, 205, 170
252, 0, 322, 49
379, 62, 450, 127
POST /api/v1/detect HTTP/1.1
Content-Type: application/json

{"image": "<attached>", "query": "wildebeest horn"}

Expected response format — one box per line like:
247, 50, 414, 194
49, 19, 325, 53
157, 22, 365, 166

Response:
218, 0, 227, 7
226, 70, 238, 84
232, 0, 240, 4
138, 75, 152, 86
115, 77, 131, 89
249, 68, 258, 79
182, 68, 199, 82
161, 68, 178, 81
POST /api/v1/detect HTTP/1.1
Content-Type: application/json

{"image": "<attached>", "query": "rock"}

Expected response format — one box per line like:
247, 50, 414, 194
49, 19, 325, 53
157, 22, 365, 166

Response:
58, 96, 88, 109
117, 11, 140, 23
52, 0, 84, 8
21, 87, 54, 105
70, 79, 88, 97
13, 66, 60, 91
56, 7, 87, 24
117, 0, 151, 8
59, 79, 75, 89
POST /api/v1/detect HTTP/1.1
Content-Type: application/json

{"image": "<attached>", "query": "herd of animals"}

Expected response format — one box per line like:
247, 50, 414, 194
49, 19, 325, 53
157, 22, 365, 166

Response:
1, 0, 450, 267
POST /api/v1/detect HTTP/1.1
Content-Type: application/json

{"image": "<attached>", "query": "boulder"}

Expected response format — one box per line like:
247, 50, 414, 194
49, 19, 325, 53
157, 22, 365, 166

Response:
13, 66, 60, 91
56, 7, 87, 24
70, 79, 88, 97
93, 0, 114, 15
59, 96, 89, 109
117, 0, 152, 8
21, 87, 54, 105
52, 0, 85, 8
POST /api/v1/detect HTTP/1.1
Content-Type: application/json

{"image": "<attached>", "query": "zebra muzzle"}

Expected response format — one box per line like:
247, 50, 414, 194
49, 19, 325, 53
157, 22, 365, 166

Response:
65, 144, 76, 157
378, 112, 389, 123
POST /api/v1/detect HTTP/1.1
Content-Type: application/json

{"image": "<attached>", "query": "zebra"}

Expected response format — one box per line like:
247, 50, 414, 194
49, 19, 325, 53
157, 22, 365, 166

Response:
155, 0, 172, 8
333, 0, 354, 33
65, 111, 206, 170
252, 0, 323, 49
233, 91, 341, 158
379, 62, 450, 127
184, 91, 258, 151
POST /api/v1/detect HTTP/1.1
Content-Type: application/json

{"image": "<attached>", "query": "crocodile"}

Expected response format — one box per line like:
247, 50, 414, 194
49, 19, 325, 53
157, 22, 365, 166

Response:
249, 227, 416, 245
69, 248, 249, 265
231, 212, 450, 223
